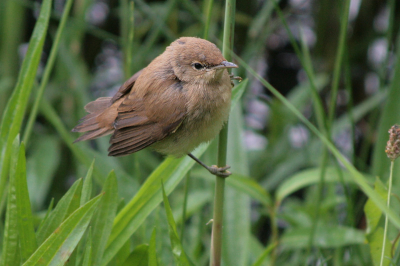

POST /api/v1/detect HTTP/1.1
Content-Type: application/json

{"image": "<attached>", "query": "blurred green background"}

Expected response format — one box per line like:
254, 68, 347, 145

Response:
1, 0, 400, 265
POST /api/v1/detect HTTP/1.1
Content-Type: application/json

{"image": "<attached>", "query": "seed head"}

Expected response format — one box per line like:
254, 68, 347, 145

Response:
385, 125, 400, 161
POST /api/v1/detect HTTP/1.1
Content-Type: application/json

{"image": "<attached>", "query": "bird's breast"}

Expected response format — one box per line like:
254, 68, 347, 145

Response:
151, 77, 232, 157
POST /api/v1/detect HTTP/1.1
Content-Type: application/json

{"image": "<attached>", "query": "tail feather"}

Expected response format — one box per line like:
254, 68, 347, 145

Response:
74, 128, 113, 143
84, 97, 112, 113
72, 113, 100, 132
72, 97, 116, 142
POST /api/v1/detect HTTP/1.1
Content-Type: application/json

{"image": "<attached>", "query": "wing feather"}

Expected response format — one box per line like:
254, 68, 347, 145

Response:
108, 77, 187, 156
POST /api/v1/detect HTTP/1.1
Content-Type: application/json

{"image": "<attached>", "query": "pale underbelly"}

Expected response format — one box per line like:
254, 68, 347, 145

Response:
151, 100, 231, 157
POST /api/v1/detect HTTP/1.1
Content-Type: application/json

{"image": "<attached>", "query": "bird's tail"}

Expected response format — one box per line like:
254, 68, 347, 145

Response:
71, 97, 115, 142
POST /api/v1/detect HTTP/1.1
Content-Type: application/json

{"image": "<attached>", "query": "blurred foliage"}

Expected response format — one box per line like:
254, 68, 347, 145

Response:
1, 0, 400, 265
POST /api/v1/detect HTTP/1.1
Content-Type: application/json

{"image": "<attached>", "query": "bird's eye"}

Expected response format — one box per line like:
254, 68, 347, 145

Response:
193, 63, 204, 70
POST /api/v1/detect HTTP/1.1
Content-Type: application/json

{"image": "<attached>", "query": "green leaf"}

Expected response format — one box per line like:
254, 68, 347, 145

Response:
102, 148, 202, 265
16, 142, 37, 262
173, 190, 212, 224
23, 194, 102, 266
122, 244, 148, 266
26, 135, 60, 210
109, 238, 131, 266
251, 243, 275, 266
281, 225, 366, 249
36, 179, 83, 244
148, 228, 158, 266
364, 178, 387, 234
228, 174, 271, 208
230, 79, 248, 111
194, 173, 271, 209
1, 135, 21, 266
276, 167, 373, 203
0, 0, 52, 204
37, 198, 55, 234
222, 104, 251, 266
80, 160, 94, 206
81, 230, 93, 266
91, 171, 118, 266
161, 182, 192, 265
367, 227, 391, 266
22, 0, 75, 144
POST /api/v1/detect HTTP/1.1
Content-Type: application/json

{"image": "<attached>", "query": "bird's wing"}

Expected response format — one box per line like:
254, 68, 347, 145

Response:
108, 79, 187, 156
111, 69, 143, 103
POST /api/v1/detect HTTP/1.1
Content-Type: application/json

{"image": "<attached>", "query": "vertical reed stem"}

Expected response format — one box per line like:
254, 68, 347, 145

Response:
380, 160, 394, 266
210, 0, 235, 265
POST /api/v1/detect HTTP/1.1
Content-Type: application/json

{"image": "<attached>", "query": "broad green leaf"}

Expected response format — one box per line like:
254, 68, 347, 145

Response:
228, 174, 271, 208
173, 190, 212, 224
367, 227, 391, 266
23, 194, 102, 266
364, 178, 387, 234
281, 225, 366, 249
222, 104, 251, 266
0, 0, 51, 204
37, 198, 55, 234
36, 179, 83, 244
91, 171, 118, 266
16, 142, 37, 262
194, 173, 271, 208
109, 238, 131, 266
149, 228, 158, 266
276, 167, 372, 203
81, 160, 94, 206
1, 135, 21, 266
161, 183, 192, 265
26, 136, 60, 210
81, 230, 93, 266
230, 79, 248, 111
122, 244, 148, 266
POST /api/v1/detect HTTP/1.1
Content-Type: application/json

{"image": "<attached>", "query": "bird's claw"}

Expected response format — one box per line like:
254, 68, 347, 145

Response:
208, 165, 231, 177
229, 74, 242, 82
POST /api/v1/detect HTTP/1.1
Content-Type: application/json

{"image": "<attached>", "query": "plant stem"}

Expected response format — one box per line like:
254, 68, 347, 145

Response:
203, 0, 214, 40
380, 160, 394, 266
210, 0, 235, 264
210, 173, 226, 266
327, 0, 350, 127
180, 172, 190, 240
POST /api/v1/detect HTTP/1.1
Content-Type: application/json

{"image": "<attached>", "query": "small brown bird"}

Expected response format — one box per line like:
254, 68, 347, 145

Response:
72, 37, 238, 176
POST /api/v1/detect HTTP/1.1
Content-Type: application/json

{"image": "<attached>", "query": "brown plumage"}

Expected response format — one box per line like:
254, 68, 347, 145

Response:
72, 37, 238, 175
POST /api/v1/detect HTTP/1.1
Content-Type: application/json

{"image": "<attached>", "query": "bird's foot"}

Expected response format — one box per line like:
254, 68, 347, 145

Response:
188, 153, 232, 178
206, 165, 231, 177
229, 74, 242, 82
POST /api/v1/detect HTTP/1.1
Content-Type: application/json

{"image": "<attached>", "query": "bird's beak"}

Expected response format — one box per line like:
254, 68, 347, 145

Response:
212, 60, 238, 70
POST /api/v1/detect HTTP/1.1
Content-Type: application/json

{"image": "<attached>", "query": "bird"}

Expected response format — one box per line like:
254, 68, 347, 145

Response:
72, 37, 238, 177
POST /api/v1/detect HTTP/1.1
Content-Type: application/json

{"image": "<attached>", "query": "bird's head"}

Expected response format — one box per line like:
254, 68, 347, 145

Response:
167, 37, 238, 84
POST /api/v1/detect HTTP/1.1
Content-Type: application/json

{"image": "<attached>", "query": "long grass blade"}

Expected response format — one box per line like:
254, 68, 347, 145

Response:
0, 0, 51, 211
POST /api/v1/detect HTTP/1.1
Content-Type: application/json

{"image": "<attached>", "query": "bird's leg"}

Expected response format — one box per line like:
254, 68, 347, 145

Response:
188, 153, 231, 177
